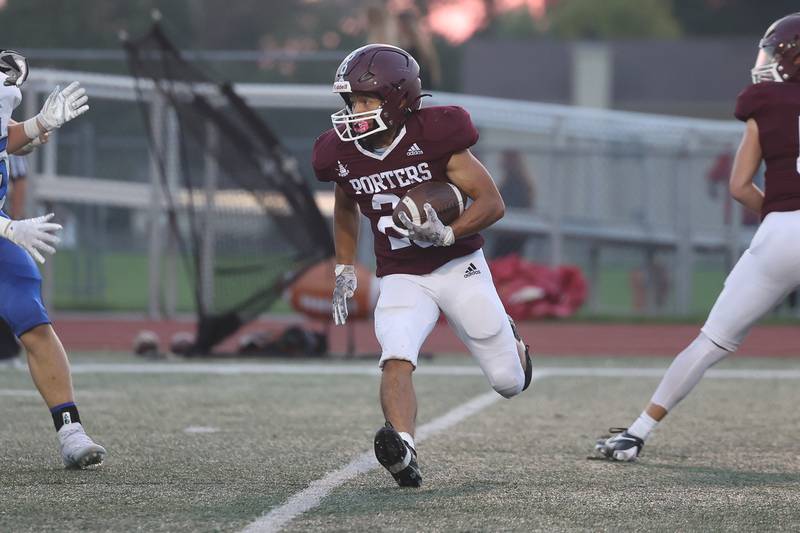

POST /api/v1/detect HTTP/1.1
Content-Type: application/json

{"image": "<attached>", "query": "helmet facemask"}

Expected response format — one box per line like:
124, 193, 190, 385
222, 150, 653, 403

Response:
331, 91, 389, 142
751, 47, 783, 83
0, 50, 28, 87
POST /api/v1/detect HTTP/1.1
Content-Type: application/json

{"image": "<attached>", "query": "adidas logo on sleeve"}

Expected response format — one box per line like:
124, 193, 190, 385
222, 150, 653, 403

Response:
463, 263, 481, 278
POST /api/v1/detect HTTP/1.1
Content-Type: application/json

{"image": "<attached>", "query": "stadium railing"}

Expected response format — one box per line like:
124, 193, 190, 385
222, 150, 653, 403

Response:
22, 69, 751, 318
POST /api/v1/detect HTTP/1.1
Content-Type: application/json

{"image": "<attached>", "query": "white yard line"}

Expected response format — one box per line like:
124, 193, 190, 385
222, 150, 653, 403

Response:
0, 389, 107, 398
66, 362, 800, 380
240, 384, 530, 533
6, 360, 800, 530
0, 389, 41, 397
234, 362, 800, 532
237, 362, 800, 532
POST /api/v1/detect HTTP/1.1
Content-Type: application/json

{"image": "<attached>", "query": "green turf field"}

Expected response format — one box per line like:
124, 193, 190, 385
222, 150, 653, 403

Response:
2, 353, 799, 532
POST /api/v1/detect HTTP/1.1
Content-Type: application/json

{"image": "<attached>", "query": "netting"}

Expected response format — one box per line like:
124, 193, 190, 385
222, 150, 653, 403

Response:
123, 23, 334, 353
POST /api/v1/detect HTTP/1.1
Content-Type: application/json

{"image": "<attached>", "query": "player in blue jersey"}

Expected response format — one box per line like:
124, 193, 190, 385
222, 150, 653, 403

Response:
0, 49, 106, 468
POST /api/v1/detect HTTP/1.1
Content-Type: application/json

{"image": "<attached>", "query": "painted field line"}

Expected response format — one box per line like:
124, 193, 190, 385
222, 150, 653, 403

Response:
67, 362, 800, 380
0, 389, 40, 397
0, 389, 108, 398
240, 373, 547, 533
539, 367, 800, 380
68, 362, 476, 376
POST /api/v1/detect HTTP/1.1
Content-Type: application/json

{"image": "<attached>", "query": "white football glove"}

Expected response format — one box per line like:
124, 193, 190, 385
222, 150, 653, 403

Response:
0, 213, 62, 264
398, 203, 455, 247
23, 82, 89, 139
332, 264, 357, 325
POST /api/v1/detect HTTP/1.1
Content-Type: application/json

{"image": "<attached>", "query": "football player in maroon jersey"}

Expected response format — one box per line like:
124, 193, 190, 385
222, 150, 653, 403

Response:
597, 13, 800, 461
313, 44, 532, 487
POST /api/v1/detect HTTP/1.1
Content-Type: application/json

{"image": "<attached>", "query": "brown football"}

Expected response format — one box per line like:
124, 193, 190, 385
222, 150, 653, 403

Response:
392, 181, 467, 228
286, 258, 374, 321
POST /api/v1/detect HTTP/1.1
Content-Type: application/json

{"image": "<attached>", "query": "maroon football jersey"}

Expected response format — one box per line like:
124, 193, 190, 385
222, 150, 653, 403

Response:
735, 82, 800, 219
313, 106, 484, 277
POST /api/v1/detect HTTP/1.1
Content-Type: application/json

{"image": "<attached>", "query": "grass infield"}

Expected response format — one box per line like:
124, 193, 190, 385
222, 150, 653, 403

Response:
1, 353, 799, 532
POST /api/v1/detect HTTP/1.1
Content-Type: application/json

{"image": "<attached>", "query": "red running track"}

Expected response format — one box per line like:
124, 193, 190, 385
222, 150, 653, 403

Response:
51, 314, 800, 358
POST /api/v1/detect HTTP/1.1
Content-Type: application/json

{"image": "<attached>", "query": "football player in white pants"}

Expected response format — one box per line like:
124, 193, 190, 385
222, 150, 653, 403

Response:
314, 44, 532, 487
597, 12, 800, 461
0, 50, 106, 468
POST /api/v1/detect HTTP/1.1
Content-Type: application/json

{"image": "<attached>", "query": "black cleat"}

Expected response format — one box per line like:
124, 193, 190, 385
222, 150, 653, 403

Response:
595, 428, 644, 461
374, 423, 422, 487
508, 316, 533, 391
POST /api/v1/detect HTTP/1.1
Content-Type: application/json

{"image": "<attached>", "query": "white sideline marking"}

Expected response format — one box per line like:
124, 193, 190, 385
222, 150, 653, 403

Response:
239, 379, 542, 533
538, 367, 800, 380
0, 389, 107, 398
0, 389, 40, 397
184, 426, 219, 434
67, 362, 800, 380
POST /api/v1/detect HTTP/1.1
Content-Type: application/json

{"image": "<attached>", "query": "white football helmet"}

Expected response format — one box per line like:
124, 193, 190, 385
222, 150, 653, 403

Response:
0, 49, 29, 87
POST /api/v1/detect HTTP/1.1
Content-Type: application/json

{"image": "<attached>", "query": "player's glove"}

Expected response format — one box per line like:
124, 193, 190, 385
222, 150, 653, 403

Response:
0, 213, 62, 264
23, 82, 89, 139
332, 264, 357, 325
398, 203, 455, 247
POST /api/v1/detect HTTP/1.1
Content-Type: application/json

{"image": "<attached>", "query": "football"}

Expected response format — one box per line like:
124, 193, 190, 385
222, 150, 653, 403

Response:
392, 181, 467, 228
285, 258, 376, 321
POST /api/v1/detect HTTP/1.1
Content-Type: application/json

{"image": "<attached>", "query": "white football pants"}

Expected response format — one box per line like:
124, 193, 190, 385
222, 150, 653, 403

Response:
374, 249, 525, 398
652, 210, 800, 410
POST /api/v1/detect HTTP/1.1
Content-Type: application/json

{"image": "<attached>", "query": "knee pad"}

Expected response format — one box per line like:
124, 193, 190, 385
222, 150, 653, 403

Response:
486, 359, 525, 399
695, 331, 732, 364
699, 327, 740, 353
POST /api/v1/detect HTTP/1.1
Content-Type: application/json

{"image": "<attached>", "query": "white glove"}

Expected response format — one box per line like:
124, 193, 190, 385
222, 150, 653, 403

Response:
0, 213, 62, 264
332, 264, 357, 325
398, 203, 455, 247
23, 82, 89, 138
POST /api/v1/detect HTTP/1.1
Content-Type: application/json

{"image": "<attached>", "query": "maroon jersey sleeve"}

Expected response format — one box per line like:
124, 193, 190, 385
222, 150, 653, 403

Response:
734, 84, 769, 122
312, 129, 339, 183
425, 106, 479, 154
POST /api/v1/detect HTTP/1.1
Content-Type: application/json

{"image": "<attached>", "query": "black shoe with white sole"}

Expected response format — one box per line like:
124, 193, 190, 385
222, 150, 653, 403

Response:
595, 428, 644, 461
374, 423, 422, 487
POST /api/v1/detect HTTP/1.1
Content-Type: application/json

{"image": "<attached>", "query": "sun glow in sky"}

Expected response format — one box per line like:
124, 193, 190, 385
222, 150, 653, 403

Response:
425, 0, 548, 43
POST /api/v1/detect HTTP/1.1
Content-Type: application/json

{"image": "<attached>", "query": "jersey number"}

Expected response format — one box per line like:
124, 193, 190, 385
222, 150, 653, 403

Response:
372, 193, 433, 251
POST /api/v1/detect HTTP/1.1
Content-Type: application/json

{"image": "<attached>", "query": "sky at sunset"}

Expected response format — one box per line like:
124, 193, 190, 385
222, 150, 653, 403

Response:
423, 0, 548, 43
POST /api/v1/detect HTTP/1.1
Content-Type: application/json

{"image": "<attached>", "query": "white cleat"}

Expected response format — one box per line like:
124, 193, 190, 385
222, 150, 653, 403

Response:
58, 422, 107, 469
